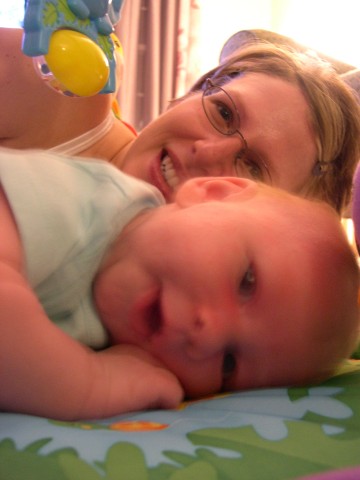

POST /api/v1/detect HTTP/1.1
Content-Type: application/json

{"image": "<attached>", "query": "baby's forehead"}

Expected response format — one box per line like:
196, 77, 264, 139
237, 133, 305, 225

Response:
259, 184, 337, 219
293, 197, 339, 229
253, 187, 342, 243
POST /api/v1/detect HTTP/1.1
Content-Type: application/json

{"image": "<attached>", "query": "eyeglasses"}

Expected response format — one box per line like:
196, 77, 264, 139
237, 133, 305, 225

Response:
201, 78, 269, 181
202, 78, 331, 181
202, 78, 248, 148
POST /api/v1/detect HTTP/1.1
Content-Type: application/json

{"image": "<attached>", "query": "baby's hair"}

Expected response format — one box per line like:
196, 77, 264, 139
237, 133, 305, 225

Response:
254, 186, 359, 382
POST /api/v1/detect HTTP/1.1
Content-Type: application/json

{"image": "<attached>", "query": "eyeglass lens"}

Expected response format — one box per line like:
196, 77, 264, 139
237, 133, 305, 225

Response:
202, 83, 240, 136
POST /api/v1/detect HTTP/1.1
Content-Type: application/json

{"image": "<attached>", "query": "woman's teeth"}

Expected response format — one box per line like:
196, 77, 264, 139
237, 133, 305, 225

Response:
161, 154, 180, 189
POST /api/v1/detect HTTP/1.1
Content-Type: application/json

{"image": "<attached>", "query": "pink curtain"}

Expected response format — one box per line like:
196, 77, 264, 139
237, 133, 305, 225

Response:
116, 0, 201, 131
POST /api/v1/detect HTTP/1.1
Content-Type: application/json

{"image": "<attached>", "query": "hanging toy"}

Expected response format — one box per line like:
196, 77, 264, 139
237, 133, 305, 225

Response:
22, 0, 124, 97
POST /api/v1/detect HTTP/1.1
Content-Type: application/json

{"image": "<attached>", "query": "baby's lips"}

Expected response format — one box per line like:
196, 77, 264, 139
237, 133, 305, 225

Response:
131, 287, 163, 339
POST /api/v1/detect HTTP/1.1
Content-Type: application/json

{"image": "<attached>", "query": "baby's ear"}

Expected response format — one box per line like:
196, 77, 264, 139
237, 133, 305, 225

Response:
175, 177, 256, 207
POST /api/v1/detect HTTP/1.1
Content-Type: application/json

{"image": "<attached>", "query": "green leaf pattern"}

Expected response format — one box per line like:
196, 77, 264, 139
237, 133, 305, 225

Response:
1, 365, 359, 479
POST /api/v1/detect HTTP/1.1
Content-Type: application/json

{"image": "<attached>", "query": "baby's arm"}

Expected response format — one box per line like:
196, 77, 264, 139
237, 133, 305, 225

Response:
0, 188, 183, 420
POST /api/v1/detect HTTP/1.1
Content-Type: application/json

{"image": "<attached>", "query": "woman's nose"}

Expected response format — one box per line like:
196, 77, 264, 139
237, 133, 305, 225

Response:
189, 135, 241, 177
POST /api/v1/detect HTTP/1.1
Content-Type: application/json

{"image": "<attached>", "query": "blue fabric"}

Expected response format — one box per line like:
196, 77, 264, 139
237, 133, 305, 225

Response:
0, 360, 359, 479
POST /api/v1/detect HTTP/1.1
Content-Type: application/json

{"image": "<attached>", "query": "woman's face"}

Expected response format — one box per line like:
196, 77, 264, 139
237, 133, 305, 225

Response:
121, 73, 317, 202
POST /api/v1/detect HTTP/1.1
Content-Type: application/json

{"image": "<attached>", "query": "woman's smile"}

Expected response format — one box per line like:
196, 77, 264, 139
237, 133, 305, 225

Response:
160, 152, 180, 189
149, 148, 183, 200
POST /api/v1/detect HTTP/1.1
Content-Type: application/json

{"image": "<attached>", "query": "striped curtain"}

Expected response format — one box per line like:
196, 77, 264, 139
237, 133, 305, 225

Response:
116, 0, 201, 131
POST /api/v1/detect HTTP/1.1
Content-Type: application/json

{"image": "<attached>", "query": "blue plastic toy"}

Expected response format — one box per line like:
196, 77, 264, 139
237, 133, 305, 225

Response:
22, 0, 124, 96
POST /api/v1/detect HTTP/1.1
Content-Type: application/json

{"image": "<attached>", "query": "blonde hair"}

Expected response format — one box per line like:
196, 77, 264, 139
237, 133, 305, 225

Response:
187, 43, 360, 214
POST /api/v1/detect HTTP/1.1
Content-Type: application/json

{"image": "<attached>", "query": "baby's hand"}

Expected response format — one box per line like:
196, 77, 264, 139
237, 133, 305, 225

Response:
85, 344, 184, 417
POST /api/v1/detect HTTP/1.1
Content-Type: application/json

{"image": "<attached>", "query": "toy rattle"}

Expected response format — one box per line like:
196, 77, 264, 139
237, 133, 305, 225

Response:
22, 0, 124, 96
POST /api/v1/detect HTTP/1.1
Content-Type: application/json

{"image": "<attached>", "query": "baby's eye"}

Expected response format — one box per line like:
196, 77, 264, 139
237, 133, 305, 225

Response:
222, 351, 236, 381
239, 265, 256, 297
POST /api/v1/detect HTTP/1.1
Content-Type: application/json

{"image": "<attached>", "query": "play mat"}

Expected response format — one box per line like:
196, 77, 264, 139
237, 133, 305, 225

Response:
0, 360, 359, 479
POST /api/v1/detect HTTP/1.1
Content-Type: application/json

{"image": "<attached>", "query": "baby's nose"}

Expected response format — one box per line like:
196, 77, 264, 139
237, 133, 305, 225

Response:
187, 306, 237, 358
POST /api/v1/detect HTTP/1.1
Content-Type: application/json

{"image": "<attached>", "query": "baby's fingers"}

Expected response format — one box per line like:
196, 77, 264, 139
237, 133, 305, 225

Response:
96, 345, 184, 414
143, 366, 184, 410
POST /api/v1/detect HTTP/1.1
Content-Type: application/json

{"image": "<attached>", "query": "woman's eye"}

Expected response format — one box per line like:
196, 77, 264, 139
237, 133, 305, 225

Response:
215, 101, 234, 130
235, 153, 263, 181
222, 351, 236, 380
239, 266, 256, 297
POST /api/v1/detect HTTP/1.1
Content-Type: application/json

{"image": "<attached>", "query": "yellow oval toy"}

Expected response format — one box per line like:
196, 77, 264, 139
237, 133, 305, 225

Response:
44, 29, 110, 97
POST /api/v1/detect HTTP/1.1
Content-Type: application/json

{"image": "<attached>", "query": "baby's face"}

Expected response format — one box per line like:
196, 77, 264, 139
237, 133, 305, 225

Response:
95, 177, 354, 397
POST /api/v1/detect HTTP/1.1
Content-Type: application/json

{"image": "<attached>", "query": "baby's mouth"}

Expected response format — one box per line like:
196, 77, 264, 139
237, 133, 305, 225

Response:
131, 288, 163, 340
146, 297, 163, 336
160, 151, 180, 189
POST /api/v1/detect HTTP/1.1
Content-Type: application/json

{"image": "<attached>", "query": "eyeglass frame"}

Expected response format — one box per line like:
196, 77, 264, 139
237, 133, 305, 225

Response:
201, 77, 271, 181
201, 77, 330, 180
201, 77, 248, 150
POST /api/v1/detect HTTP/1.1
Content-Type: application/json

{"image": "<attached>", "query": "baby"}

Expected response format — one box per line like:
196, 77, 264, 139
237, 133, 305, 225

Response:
0, 149, 359, 420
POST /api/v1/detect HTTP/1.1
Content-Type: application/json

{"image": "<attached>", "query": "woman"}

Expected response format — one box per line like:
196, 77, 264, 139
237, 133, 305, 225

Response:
1, 28, 360, 213
118, 44, 360, 213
